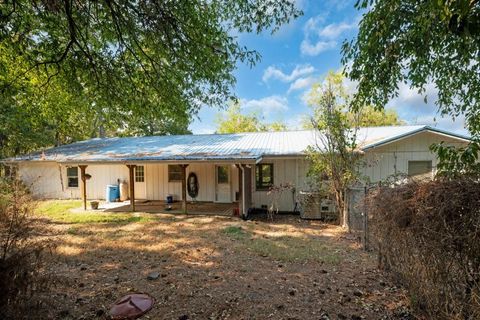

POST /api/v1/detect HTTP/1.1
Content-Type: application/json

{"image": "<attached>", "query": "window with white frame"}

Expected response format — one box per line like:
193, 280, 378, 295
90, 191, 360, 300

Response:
135, 166, 145, 182
67, 166, 79, 188
408, 161, 433, 180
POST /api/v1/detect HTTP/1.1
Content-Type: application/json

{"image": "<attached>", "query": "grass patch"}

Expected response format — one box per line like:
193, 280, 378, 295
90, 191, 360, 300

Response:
223, 226, 250, 240
246, 236, 342, 264
36, 200, 154, 224
223, 225, 341, 264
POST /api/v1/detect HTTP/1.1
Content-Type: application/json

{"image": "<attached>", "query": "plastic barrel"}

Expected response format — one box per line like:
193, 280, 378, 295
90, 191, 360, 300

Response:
166, 195, 173, 204
106, 185, 120, 203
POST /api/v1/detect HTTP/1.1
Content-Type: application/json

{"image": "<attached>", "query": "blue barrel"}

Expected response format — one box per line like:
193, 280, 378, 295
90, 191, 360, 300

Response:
166, 194, 173, 204
106, 185, 120, 202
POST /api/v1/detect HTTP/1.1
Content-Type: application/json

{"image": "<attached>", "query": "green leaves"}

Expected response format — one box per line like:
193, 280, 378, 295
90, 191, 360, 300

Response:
215, 102, 287, 133
344, 0, 480, 174
0, 0, 301, 157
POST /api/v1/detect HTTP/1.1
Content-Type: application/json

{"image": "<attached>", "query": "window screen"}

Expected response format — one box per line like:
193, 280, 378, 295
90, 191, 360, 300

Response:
67, 166, 79, 188
255, 163, 274, 190
408, 161, 432, 180
217, 166, 229, 184
168, 165, 183, 182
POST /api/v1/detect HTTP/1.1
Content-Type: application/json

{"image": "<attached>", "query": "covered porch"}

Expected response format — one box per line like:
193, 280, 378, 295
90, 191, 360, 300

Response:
76, 161, 255, 217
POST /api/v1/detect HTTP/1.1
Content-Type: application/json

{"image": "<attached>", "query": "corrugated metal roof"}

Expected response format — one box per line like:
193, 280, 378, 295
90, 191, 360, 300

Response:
6, 125, 470, 163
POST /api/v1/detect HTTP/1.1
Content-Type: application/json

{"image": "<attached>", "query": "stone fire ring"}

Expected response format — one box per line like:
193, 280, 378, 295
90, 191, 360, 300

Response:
109, 293, 155, 320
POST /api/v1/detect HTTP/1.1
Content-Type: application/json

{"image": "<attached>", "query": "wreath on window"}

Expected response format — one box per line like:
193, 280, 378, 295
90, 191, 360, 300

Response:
187, 172, 199, 199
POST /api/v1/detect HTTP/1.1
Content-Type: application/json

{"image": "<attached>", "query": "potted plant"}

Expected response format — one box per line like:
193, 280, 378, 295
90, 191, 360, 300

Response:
90, 201, 99, 210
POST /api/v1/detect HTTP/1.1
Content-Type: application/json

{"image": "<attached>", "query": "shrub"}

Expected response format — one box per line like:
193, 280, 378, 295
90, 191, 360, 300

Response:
0, 178, 53, 319
367, 177, 480, 319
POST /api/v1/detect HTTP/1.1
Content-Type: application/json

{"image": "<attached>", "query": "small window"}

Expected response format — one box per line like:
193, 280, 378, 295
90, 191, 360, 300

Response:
255, 163, 274, 190
168, 165, 183, 182
217, 166, 229, 184
135, 166, 145, 182
408, 161, 432, 180
67, 166, 79, 188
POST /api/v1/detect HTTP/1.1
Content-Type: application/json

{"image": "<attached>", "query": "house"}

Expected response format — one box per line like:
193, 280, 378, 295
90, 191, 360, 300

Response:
2, 125, 470, 216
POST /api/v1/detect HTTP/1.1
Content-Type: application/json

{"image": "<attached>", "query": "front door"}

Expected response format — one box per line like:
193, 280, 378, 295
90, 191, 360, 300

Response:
215, 165, 231, 203
134, 165, 146, 199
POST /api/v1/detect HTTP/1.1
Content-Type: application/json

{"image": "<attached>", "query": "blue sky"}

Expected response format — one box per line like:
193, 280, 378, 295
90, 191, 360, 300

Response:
189, 0, 467, 135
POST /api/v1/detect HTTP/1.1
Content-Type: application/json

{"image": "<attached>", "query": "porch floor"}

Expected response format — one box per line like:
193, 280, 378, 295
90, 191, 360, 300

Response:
101, 200, 237, 216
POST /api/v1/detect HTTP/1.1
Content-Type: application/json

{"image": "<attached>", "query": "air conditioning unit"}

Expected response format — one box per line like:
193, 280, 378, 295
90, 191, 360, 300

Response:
320, 199, 336, 213
298, 191, 337, 220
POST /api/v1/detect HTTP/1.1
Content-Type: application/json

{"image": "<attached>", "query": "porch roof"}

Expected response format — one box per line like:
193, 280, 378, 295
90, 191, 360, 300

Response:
5, 125, 469, 163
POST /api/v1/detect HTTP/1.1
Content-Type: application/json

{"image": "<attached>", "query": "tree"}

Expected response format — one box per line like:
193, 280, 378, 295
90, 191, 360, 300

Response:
215, 103, 288, 133
305, 72, 362, 229
346, 105, 404, 127
0, 1, 301, 157
342, 0, 480, 171
302, 104, 404, 129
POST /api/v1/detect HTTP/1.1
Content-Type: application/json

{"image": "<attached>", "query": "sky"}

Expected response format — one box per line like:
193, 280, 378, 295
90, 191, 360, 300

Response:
188, 0, 468, 135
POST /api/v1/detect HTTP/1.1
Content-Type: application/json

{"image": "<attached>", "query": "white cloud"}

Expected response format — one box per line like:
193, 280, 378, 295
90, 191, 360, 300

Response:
241, 95, 289, 116
300, 40, 337, 56
318, 22, 356, 39
288, 76, 317, 93
262, 64, 315, 83
300, 15, 359, 56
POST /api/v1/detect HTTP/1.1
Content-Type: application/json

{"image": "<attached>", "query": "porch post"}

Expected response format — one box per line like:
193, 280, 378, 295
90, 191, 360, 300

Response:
235, 164, 243, 216
243, 165, 252, 217
181, 164, 189, 213
79, 165, 88, 211
127, 164, 136, 212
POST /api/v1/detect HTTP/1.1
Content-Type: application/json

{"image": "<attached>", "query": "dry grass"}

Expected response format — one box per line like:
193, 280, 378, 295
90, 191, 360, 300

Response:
35, 201, 410, 319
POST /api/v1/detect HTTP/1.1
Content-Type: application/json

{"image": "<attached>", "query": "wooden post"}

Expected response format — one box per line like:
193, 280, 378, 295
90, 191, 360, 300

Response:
79, 165, 88, 211
127, 165, 136, 212
181, 164, 188, 213
235, 164, 243, 216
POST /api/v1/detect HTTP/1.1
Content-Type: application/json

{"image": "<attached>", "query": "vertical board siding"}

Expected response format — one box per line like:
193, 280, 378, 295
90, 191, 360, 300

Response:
18, 162, 129, 200
359, 131, 468, 183
252, 158, 307, 212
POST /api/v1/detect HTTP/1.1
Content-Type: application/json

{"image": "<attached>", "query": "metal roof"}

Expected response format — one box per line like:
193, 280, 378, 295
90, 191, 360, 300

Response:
6, 125, 470, 163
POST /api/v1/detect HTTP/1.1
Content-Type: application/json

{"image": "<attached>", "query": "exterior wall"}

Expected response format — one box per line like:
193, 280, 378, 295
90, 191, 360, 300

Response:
145, 163, 239, 202
18, 162, 239, 202
251, 158, 309, 212
360, 131, 468, 183
18, 162, 129, 199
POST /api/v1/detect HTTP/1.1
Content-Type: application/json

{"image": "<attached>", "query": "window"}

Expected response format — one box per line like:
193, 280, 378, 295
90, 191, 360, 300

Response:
168, 165, 183, 182
135, 166, 145, 182
255, 163, 274, 190
408, 161, 432, 180
67, 166, 79, 188
217, 166, 229, 184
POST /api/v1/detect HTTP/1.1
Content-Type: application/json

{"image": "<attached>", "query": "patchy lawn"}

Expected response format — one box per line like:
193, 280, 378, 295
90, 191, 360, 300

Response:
37, 201, 410, 320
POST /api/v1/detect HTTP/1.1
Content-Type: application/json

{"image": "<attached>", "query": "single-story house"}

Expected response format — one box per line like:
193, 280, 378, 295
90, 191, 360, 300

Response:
2, 125, 470, 215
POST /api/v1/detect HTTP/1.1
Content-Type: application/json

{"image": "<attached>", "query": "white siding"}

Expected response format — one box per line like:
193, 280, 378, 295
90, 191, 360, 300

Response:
18, 162, 129, 200
145, 163, 239, 202
360, 131, 468, 183
251, 158, 308, 212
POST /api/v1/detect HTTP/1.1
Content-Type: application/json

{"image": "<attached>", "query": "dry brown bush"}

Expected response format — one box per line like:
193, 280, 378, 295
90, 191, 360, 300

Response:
367, 177, 480, 319
0, 178, 54, 319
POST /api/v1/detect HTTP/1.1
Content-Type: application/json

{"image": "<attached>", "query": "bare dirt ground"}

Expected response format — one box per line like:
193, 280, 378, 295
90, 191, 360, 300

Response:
40, 210, 411, 320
